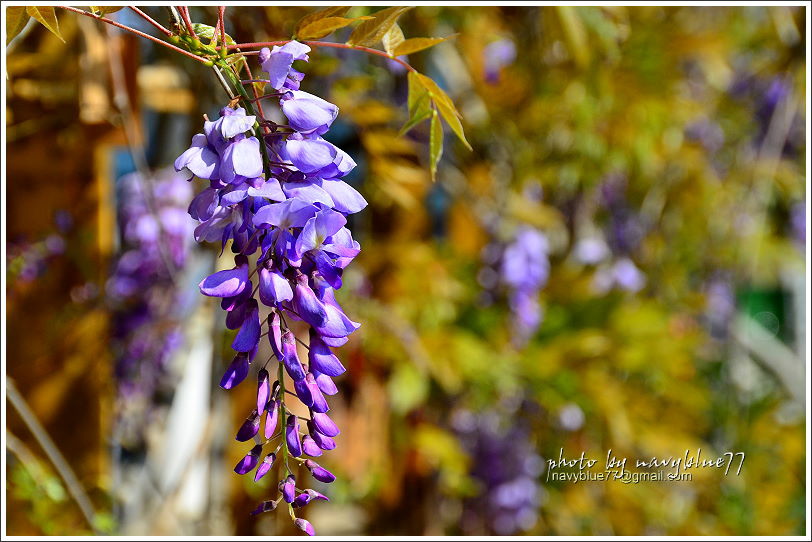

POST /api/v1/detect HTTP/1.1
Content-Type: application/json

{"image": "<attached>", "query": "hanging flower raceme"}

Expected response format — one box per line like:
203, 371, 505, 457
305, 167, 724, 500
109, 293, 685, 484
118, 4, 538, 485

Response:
175, 41, 366, 536
106, 169, 196, 449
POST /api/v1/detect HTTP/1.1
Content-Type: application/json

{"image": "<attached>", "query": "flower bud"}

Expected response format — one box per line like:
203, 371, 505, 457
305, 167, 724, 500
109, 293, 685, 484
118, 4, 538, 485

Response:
249, 499, 278, 516
256, 369, 270, 415
220, 353, 249, 390
234, 444, 262, 475
279, 474, 296, 503
254, 452, 276, 482
305, 459, 336, 483
291, 493, 311, 508
236, 410, 261, 442
281, 331, 306, 381
295, 518, 315, 536
286, 414, 302, 457
305, 488, 329, 502
264, 399, 280, 440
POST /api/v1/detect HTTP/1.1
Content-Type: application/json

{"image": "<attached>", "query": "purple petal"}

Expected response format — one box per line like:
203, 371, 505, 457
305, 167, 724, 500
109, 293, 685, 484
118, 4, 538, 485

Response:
312, 369, 339, 396
232, 300, 260, 352
319, 179, 368, 214
308, 421, 337, 451
308, 331, 347, 377
301, 435, 323, 457
311, 411, 339, 437
281, 91, 338, 135
259, 267, 294, 306
292, 275, 327, 328
285, 138, 337, 174
247, 177, 286, 201
199, 265, 248, 297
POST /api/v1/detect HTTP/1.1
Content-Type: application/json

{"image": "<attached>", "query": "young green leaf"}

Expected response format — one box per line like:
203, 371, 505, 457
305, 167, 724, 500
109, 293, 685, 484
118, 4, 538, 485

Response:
415, 74, 471, 150
394, 37, 451, 57
192, 23, 236, 45
25, 6, 64, 43
382, 24, 405, 56
294, 6, 351, 37
6, 7, 31, 45
296, 17, 360, 41
429, 109, 443, 181
407, 71, 429, 116
400, 95, 432, 136
346, 6, 413, 48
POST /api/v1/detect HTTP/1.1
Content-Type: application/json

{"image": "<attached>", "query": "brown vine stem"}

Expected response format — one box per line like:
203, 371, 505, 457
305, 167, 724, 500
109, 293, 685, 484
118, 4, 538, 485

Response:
227, 41, 417, 73
57, 6, 211, 65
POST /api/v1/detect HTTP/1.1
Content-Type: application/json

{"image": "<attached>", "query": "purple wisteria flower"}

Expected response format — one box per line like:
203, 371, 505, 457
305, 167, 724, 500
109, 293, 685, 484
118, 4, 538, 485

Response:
483, 39, 516, 84
500, 226, 550, 345
452, 403, 544, 535
175, 41, 366, 535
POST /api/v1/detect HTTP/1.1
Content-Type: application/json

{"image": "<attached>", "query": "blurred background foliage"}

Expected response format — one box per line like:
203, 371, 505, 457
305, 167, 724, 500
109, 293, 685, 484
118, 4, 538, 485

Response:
5, 5, 807, 536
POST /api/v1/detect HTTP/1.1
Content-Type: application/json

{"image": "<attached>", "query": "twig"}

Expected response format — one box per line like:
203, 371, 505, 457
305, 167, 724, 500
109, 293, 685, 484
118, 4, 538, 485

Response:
218, 7, 227, 50
58, 6, 210, 65
128, 6, 172, 37
7, 380, 100, 533
178, 6, 199, 40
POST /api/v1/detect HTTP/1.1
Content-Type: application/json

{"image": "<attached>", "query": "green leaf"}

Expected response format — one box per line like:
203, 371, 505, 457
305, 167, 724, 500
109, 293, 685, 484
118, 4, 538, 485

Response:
89, 6, 124, 16
294, 6, 351, 37
401, 71, 432, 135
394, 36, 451, 56
399, 101, 432, 136
297, 16, 360, 40
192, 23, 236, 45
407, 71, 429, 114
416, 73, 471, 150
346, 6, 412, 47
25, 6, 63, 43
429, 109, 443, 181
382, 23, 404, 56
6, 7, 30, 45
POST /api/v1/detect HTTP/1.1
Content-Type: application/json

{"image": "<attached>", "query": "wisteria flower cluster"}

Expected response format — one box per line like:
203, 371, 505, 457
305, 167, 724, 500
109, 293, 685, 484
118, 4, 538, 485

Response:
452, 404, 544, 535
107, 169, 196, 447
175, 41, 366, 536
